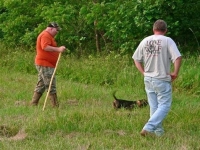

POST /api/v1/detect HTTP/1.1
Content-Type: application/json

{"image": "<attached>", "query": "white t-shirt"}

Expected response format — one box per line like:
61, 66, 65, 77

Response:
132, 35, 181, 81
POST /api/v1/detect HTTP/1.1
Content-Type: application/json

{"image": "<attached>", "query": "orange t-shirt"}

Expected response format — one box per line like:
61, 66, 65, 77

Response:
35, 30, 59, 68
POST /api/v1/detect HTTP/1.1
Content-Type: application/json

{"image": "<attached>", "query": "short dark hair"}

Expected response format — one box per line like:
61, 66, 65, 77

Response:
153, 20, 167, 32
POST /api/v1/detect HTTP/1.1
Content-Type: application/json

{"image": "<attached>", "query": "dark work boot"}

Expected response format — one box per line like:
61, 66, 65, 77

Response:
49, 93, 59, 108
30, 92, 42, 106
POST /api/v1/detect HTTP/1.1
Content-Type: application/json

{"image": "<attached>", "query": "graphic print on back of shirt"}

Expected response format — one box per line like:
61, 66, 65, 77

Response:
145, 40, 162, 57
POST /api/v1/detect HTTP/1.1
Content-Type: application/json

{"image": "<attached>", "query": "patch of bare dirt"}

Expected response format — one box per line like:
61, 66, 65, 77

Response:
104, 129, 126, 136
15, 100, 28, 106
0, 125, 27, 141
76, 143, 91, 150
65, 131, 80, 138
66, 99, 79, 106
8, 129, 27, 141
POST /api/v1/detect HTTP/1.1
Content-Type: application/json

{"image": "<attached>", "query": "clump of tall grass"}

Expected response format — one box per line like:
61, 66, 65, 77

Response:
1, 44, 200, 96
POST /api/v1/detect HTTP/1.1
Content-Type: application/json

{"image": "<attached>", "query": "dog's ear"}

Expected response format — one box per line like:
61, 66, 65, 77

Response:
136, 99, 148, 107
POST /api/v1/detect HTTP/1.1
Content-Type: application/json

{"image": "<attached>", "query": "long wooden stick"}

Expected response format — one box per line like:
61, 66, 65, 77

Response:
42, 53, 62, 111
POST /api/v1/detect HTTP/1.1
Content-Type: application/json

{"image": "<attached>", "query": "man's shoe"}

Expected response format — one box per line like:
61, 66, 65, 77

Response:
140, 130, 155, 137
140, 130, 149, 136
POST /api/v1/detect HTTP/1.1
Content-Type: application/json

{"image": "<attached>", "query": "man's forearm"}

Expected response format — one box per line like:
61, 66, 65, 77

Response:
174, 56, 182, 75
134, 60, 144, 75
44, 46, 59, 52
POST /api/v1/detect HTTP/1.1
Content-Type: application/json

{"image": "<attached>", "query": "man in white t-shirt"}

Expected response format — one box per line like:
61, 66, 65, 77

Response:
132, 20, 182, 137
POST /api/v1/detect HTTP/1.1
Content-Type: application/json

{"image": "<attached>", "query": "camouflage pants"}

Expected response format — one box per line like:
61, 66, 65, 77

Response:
34, 65, 56, 94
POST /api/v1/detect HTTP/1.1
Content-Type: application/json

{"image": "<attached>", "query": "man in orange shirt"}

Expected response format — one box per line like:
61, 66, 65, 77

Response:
30, 22, 66, 107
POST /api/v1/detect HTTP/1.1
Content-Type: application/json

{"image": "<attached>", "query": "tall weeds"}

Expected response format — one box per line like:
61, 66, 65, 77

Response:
1, 46, 200, 96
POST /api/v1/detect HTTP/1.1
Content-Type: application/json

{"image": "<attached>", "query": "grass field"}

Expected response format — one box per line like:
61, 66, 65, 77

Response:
0, 49, 200, 150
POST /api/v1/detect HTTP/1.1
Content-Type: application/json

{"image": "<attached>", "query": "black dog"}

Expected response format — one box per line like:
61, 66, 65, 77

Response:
113, 92, 148, 110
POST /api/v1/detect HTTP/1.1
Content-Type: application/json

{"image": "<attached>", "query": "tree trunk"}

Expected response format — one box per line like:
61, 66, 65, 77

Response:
94, 20, 100, 53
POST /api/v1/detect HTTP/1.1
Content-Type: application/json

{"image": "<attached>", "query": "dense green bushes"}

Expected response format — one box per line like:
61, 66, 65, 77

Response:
0, 0, 200, 55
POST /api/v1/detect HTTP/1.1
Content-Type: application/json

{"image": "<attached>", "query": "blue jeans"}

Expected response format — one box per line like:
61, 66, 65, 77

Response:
143, 77, 172, 136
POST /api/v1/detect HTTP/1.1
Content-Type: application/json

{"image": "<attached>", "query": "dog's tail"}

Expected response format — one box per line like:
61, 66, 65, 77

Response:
112, 91, 119, 109
112, 91, 118, 100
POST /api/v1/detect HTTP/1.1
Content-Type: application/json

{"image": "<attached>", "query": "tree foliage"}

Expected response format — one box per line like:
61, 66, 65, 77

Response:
0, 0, 199, 55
